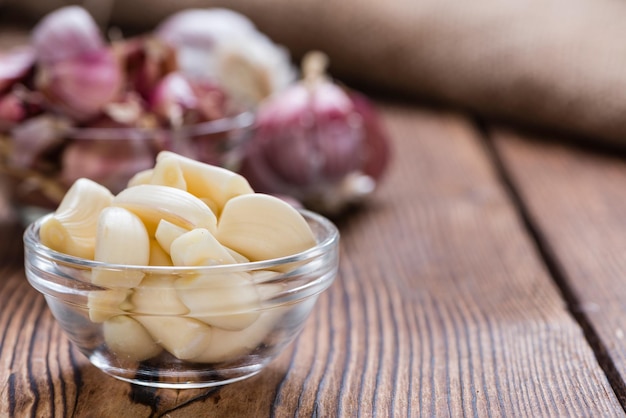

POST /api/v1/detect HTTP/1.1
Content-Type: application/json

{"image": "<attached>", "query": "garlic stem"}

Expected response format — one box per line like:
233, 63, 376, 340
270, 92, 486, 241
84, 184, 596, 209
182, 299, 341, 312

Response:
302, 51, 329, 87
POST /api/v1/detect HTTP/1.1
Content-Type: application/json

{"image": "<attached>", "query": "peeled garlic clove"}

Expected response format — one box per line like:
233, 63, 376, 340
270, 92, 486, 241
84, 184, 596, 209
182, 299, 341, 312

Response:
150, 155, 187, 190
130, 275, 188, 315
91, 207, 150, 287
113, 184, 217, 233
39, 178, 113, 259
135, 315, 212, 360
190, 281, 287, 363
103, 315, 162, 362
156, 151, 253, 213
176, 272, 260, 330
149, 239, 173, 266
127, 169, 153, 187
87, 288, 132, 323
226, 247, 249, 264
217, 193, 316, 261
190, 309, 280, 364
170, 228, 235, 266
154, 219, 188, 255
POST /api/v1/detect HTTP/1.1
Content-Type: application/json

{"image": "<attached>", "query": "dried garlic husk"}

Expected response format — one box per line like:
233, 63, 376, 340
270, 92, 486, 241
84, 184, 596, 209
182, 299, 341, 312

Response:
156, 8, 295, 107
240, 51, 391, 215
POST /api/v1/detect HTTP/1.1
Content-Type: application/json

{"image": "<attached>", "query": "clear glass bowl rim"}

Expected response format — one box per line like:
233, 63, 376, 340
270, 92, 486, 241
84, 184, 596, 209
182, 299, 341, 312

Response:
63, 110, 255, 141
23, 209, 339, 275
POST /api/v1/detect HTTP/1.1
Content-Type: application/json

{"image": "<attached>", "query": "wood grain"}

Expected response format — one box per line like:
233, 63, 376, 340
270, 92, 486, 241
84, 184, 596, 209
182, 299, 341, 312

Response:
493, 129, 626, 403
1, 105, 623, 416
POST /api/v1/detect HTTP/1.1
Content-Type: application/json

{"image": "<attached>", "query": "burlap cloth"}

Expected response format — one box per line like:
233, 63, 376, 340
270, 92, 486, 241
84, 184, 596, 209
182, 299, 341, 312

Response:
5, 0, 626, 144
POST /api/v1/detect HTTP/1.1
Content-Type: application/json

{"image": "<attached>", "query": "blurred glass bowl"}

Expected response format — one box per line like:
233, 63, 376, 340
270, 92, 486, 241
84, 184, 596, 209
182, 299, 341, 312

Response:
1, 111, 254, 220
24, 210, 339, 389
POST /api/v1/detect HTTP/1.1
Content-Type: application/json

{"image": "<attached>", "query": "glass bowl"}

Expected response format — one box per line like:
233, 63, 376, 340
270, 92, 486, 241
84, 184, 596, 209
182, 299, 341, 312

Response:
23, 210, 339, 389
1, 111, 255, 217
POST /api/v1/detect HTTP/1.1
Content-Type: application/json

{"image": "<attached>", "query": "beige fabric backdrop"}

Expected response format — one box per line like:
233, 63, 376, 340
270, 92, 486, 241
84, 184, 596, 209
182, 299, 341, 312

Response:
5, 0, 626, 145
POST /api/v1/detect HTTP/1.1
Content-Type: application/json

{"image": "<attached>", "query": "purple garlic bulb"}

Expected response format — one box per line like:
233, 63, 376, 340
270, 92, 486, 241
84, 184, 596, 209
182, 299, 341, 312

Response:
240, 51, 391, 215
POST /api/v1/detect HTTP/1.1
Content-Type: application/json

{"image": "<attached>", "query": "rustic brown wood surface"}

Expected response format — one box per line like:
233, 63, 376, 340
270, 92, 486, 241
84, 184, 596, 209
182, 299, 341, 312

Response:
493, 130, 626, 402
2, 102, 626, 416
3, 18, 626, 417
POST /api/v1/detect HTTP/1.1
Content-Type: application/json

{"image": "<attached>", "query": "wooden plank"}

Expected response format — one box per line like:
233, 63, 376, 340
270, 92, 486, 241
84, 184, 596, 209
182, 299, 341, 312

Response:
1, 105, 622, 415
493, 129, 626, 401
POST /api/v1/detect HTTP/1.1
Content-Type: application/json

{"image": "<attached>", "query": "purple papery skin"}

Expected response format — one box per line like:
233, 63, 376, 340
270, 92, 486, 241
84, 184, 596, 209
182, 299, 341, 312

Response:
149, 72, 198, 124
61, 137, 155, 193
349, 91, 391, 182
0, 47, 35, 93
32, 6, 105, 64
0, 93, 26, 126
9, 115, 67, 169
38, 48, 123, 121
250, 82, 365, 189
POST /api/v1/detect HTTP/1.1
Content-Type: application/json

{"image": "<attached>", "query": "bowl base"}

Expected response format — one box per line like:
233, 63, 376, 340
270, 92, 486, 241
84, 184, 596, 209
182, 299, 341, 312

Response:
90, 352, 265, 389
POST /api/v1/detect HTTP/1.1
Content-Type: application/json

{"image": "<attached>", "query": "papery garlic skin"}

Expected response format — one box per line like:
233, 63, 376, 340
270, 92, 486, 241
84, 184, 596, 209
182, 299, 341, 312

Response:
31, 6, 123, 121
9, 115, 70, 169
0, 47, 35, 92
32, 6, 105, 64
156, 8, 295, 106
36, 49, 124, 121
240, 52, 391, 215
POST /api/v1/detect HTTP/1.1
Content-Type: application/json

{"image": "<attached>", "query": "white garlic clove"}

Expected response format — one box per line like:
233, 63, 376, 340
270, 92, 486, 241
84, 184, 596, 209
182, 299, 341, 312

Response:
113, 184, 217, 234
149, 155, 187, 190
87, 288, 132, 323
149, 239, 173, 266
190, 281, 287, 363
103, 315, 162, 362
176, 272, 260, 330
91, 206, 150, 288
216, 193, 316, 262
226, 247, 249, 264
154, 219, 189, 255
135, 315, 212, 360
155, 151, 253, 213
170, 228, 235, 266
127, 168, 153, 187
190, 309, 280, 363
130, 275, 189, 316
39, 177, 113, 259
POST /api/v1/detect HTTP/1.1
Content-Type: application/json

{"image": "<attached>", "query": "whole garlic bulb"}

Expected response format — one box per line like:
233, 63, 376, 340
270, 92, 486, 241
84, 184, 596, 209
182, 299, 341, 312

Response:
156, 8, 295, 107
240, 52, 391, 215
32, 6, 123, 121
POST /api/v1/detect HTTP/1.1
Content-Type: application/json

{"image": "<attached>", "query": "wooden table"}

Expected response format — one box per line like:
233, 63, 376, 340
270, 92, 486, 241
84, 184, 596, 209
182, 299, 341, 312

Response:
4, 103, 626, 416
3, 30, 626, 418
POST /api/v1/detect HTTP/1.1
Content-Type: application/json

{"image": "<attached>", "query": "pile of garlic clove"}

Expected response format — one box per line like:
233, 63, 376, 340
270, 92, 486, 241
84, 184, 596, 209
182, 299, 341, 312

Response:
39, 151, 317, 363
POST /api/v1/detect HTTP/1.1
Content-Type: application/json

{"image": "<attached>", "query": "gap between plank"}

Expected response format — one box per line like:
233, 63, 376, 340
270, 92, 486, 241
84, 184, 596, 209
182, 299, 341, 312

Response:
475, 120, 626, 411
